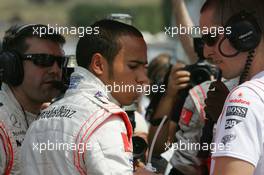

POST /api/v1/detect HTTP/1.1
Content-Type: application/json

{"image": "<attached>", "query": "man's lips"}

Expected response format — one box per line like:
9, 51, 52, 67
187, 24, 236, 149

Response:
42, 80, 60, 87
44, 80, 60, 84
44, 80, 67, 91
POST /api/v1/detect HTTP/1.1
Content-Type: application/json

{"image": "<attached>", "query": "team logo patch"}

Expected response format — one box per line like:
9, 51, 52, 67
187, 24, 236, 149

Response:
180, 108, 193, 126
39, 105, 76, 119
94, 91, 108, 104
95, 91, 103, 98
226, 106, 248, 118
228, 98, 250, 105
225, 119, 242, 129
221, 134, 236, 145
69, 75, 83, 89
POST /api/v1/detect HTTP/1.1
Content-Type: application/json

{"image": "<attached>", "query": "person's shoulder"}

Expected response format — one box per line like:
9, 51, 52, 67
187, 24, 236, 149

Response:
92, 114, 130, 147
0, 104, 13, 139
226, 85, 257, 105
189, 80, 211, 100
192, 80, 211, 91
54, 92, 95, 111
230, 79, 264, 101
224, 82, 263, 120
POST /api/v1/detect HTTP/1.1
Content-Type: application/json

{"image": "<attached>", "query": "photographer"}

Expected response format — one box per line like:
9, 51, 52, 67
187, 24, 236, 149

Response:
147, 61, 191, 152
147, 48, 215, 172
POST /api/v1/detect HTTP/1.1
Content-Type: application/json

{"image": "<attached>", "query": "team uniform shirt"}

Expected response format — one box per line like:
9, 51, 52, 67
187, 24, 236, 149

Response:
21, 66, 133, 175
0, 83, 36, 174
170, 78, 238, 175
211, 71, 264, 175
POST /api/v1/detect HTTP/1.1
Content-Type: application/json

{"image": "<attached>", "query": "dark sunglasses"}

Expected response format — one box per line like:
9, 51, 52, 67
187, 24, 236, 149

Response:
23, 54, 68, 68
201, 33, 219, 47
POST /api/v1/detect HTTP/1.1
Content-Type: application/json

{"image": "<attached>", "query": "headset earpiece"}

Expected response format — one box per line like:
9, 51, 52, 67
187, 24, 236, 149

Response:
1, 24, 39, 87
0, 50, 24, 86
224, 11, 262, 52
2, 25, 22, 51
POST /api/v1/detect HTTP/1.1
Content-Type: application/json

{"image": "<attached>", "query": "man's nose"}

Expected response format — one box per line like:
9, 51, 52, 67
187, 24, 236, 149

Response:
137, 69, 149, 85
203, 44, 214, 59
49, 61, 61, 76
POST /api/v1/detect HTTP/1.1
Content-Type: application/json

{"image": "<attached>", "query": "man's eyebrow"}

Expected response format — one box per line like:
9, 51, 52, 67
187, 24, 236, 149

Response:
128, 60, 148, 65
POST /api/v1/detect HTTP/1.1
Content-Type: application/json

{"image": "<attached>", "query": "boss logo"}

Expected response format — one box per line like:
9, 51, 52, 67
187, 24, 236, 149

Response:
225, 119, 242, 129
226, 106, 248, 118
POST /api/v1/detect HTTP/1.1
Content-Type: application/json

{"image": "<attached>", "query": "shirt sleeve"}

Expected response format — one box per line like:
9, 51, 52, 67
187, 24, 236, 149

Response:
84, 115, 133, 175
212, 86, 264, 167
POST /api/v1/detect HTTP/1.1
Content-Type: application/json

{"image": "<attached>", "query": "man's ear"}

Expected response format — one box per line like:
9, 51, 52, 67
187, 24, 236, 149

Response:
89, 53, 106, 75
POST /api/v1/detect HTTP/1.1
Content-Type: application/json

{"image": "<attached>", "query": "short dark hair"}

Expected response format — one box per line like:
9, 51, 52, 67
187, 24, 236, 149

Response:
2, 24, 65, 53
76, 19, 143, 69
200, 0, 264, 35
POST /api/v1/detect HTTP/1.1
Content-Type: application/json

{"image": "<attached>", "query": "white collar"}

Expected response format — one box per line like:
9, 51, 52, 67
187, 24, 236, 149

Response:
68, 66, 121, 106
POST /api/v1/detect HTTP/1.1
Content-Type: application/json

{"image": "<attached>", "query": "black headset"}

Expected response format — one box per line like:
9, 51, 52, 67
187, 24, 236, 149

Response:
0, 24, 47, 86
0, 51, 24, 86
218, 0, 262, 57
224, 10, 262, 52
219, 2, 262, 83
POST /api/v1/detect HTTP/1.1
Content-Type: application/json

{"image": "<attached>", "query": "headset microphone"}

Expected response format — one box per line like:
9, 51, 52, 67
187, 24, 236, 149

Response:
218, 37, 240, 57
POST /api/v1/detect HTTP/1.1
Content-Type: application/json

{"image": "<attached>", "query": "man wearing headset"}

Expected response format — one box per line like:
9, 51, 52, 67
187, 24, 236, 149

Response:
200, 0, 264, 174
0, 24, 66, 174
